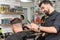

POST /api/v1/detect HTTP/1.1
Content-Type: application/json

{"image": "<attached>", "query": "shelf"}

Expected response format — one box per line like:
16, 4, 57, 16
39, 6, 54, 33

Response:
0, 11, 23, 14
0, 24, 11, 26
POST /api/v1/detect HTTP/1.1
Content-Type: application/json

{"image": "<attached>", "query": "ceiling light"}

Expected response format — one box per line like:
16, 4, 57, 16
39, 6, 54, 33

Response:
20, 0, 32, 2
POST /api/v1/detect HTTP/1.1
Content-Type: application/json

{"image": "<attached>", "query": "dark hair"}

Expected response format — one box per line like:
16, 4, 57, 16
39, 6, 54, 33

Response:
39, 1, 53, 7
21, 15, 24, 20
10, 18, 22, 24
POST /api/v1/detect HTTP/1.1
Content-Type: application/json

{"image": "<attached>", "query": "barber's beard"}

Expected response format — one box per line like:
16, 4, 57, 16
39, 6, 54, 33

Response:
44, 11, 49, 16
45, 12, 49, 16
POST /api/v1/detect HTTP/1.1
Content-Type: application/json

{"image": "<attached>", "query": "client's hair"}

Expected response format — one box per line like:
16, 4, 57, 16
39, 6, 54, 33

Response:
10, 18, 22, 24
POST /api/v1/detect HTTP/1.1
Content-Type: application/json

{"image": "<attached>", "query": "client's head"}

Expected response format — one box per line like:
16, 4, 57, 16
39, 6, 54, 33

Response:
10, 18, 23, 33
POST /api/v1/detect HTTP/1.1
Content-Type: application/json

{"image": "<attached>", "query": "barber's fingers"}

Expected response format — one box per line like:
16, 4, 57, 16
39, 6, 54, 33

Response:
25, 23, 39, 30
25, 24, 31, 28
30, 23, 39, 30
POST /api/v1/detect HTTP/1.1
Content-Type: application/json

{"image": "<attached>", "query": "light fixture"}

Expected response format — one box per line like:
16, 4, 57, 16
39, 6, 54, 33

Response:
20, 0, 32, 2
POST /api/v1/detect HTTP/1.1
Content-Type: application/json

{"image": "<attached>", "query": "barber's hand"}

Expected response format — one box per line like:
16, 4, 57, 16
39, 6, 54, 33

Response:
30, 23, 39, 30
25, 24, 32, 29
25, 23, 40, 32
25, 23, 39, 30
30, 23, 40, 32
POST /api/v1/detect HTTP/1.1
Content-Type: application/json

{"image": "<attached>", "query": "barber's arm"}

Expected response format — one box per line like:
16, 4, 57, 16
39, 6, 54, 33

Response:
30, 23, 57, 33
30, 15, 60, 33
39, 26, 57, 33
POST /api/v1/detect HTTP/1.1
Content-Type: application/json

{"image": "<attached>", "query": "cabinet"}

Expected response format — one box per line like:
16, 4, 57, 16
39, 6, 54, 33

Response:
0, 0, 23, 33
0, 11, 23, 14
0, 11, 23, 26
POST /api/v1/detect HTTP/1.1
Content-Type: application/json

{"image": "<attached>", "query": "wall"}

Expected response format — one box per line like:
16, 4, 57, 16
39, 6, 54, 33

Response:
0, 0, 21, 33
55, 1, 60, 12
49, 0, 60, 12
20, 2, 34, 22
0, 0, 20, 8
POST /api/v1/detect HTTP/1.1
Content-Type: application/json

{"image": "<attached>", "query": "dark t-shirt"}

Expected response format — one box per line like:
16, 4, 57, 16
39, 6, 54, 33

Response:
42, 10, 60, 40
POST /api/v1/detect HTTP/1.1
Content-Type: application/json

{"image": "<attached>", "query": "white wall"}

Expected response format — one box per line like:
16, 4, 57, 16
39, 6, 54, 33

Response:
0, 0, 20, 8
55, 1, 60, 12
0, 0, 21, 33
20, 2, 34, 22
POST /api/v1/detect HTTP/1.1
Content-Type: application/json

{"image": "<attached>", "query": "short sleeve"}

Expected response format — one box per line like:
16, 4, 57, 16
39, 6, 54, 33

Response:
53, 14, 60, 32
